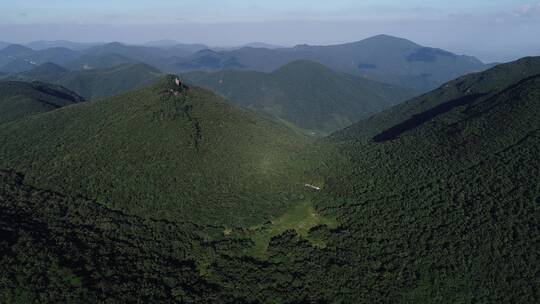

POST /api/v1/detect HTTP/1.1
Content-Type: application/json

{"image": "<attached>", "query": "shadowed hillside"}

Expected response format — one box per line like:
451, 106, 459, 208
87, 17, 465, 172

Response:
315, 57, 540, 302
331, 57, 540, 143
0, 81, 84, 124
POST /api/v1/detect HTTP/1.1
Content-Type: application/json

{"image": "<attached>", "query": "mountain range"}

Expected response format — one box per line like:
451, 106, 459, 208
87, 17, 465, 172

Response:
8, 62, 163, 100
183, 60, 418, 135
0, 44, 80, 73
174, 35, 490, 91
6, 60, 417, 134
0, 39, 538, 302
25, 40, 104, 51
312, 56, 540, 303
0, 35, 491, 93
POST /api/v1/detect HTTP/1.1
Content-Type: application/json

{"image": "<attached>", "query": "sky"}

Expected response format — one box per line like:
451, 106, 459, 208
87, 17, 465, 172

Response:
1, 0, 539, 61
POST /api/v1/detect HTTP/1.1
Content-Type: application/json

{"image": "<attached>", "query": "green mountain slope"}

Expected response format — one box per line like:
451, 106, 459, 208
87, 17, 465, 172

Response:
311, 57, 540, 302
0, 57, 538, 303
82, 42, 190, 60
64, 53, 139, 70
0, 44, 80, 73
0, 58, 37, 74
0, 76, 315, 226
0, 81, 84, 124
175, 35, 488, 92
10, 63, 163, 100
183, 60, 417, 136
73, 42, 191, 71
332, 56, 540, 142
0, 169, 225, 303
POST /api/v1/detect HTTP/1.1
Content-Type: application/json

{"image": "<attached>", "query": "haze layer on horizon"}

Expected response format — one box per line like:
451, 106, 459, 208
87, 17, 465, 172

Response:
1, 0, 539, 62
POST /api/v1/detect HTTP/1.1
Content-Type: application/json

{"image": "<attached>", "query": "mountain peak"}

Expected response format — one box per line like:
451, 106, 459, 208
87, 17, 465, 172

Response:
105, 42, 126, 47
366, 34, 403, 40
0, 44, 34, 55
0, 80, 84, 123
31, 62, 69, 74
357, 34, 421, 48
156, 74, 189, 92
194, 49, 220, 56
0, 74, 310, 227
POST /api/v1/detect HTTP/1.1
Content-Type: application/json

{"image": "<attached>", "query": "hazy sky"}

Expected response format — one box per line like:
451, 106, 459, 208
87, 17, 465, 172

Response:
1, 0, 539, 61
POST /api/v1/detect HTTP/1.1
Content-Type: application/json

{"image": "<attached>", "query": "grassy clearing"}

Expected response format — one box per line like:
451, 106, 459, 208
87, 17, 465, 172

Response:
245, 196, 338, 258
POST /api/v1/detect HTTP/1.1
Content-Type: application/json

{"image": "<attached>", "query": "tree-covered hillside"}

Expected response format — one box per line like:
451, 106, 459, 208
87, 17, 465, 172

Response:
0, 169, 226, 303
332, 56, 540, 142
64, 53, 139, 71
315, 57, 540, 302
0, 80, 84, 124
184, 60, 417, 136
10, 62, 163, 100
0, 44, 79, 73
0, 76, 317, 226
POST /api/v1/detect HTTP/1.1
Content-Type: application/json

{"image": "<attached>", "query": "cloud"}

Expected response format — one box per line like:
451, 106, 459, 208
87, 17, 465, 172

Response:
514, 3, 540, 17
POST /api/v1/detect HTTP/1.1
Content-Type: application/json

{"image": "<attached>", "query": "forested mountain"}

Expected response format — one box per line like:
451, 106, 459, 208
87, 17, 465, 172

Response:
0, 36, 489, 92
0, 57, 538, 303
316, 56, 540, 302
0, 42, 201, 74
175, 35, 489, 91
332, 56, 540, 142
184, 60, 417, 135
9, 62, 163, 100
25, 40, 102, 51
73, 42, 191, 71
242, 42, 285, 49
63, 53, 138, 71
0, 44, 80, 73
0, 76, 315, 226
144, 40, 210, 52
0, 81, 84, 124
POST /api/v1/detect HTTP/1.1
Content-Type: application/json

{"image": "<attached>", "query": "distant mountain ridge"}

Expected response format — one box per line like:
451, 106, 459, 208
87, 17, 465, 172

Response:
174, 34, 489, 91
183, 60, 418, 135
0, 36, 489, 91
9, 62, 163, 100
331, 56, 540, 142
25, 40, 103, 51
0, 44, 80, 73
242, 42, 285, 49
